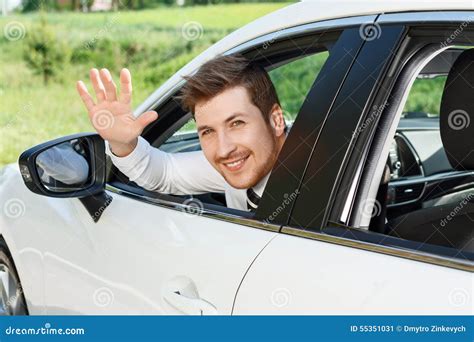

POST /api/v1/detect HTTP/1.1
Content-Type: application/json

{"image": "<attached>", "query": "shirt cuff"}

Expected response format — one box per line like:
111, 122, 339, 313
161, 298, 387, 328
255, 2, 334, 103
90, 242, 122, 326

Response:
105, 136, 151, 168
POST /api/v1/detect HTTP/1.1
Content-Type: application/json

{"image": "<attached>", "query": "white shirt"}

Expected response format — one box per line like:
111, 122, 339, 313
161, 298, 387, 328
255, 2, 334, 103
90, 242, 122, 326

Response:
105, 136, 270, 211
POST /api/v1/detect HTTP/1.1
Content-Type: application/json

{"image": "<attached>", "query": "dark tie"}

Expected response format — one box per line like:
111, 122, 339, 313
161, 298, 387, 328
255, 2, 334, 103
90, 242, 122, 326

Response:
246, 188, 261, 212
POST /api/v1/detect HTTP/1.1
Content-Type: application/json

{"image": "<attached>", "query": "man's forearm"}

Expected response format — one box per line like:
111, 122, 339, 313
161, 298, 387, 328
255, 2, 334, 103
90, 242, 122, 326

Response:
105, 136, 162, 191
105, 136, 228, 195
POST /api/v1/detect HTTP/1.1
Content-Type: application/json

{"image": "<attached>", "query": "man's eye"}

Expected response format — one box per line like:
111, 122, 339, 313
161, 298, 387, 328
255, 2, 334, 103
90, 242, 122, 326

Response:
232, 120, 244, 127
201, 129, 211, 136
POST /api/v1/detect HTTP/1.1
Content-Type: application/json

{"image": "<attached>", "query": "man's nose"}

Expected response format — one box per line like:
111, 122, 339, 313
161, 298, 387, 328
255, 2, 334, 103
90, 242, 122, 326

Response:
216, 132, 237, 159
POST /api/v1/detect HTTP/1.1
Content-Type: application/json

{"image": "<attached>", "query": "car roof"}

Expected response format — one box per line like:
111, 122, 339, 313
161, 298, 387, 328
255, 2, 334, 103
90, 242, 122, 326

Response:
136, 0, 474, 115
268, 0, 474, 33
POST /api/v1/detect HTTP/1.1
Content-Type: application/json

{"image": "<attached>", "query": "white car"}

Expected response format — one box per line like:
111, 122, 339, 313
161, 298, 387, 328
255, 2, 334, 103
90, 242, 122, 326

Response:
1, 0, 473, 315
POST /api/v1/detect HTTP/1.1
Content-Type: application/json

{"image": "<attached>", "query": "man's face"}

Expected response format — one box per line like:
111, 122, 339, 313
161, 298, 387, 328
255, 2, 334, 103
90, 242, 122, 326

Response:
195, 86, 285, 189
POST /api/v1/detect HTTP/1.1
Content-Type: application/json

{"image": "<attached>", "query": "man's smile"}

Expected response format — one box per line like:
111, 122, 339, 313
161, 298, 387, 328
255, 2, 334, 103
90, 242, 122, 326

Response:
222, 154, 250, 172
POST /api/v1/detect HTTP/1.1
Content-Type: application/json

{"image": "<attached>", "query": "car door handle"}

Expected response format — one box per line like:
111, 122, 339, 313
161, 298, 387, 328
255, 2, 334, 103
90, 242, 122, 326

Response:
162, 276, 218, 315
163, 290, 218, 315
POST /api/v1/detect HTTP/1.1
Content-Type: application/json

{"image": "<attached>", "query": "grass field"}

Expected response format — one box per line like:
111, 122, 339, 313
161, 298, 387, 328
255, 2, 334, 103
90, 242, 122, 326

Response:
0, 3, 442, 167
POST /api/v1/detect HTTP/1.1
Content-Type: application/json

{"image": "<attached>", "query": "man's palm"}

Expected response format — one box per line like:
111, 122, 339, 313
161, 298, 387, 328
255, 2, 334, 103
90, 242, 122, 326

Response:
88, 100, 136, 143
76, 68, 158, 150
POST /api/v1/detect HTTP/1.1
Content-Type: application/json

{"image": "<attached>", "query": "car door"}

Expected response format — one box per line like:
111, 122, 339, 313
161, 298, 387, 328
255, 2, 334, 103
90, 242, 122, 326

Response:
233, 14, 474, 314
37, 20, 368, 314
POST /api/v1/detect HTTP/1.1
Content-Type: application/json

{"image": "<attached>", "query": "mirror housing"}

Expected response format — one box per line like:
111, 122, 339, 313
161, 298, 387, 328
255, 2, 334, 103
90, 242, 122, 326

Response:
19, 133, 106, 198
18, 133, 111, 222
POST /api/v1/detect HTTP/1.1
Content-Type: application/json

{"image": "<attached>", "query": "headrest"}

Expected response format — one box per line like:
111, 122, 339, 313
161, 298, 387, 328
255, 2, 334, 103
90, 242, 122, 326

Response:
440, 49, 474, 171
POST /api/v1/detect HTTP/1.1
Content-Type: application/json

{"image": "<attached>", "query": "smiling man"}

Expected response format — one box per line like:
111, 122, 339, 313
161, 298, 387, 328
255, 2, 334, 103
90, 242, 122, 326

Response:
76, 54, 287, 211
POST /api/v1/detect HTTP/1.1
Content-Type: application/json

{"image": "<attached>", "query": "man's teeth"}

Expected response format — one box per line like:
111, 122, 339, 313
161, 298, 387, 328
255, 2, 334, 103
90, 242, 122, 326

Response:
226, 158, 245, 167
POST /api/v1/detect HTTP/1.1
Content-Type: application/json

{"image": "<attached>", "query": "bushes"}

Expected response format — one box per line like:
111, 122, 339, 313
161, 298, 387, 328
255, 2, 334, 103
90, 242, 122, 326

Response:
23, 17, 70, 84
71, 38, 125, 72
143, 51, 196, 87
68, 27, 220, 84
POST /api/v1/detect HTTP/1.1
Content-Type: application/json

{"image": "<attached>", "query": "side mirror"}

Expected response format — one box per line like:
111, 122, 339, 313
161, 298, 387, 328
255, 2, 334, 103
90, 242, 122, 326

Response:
18, 133, 112, 222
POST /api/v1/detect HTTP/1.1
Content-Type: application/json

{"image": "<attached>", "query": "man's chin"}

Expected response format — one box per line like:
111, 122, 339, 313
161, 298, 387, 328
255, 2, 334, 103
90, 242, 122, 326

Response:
223, 174, 255, 190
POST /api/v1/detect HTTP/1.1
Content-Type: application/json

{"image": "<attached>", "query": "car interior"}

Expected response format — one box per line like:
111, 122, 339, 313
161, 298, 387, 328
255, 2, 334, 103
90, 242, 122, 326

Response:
368, 47, 474, 256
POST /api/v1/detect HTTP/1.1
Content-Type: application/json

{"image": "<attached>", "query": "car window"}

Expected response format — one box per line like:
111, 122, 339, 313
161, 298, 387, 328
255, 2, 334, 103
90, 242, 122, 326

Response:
109, 29, 353, 222
278, 25, 474, 268
357, 46, 474, 261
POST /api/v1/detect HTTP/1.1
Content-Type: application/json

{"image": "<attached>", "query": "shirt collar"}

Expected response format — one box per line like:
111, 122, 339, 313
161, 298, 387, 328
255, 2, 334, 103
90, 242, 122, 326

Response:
252, 172, 271, 198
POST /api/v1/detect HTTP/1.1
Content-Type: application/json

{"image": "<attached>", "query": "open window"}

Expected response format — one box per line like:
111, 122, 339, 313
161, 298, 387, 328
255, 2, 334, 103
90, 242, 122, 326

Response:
106, 27, 353, 221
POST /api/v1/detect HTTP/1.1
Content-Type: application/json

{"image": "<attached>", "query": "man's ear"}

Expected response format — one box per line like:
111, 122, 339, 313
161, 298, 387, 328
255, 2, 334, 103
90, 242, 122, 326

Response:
269, 104, 286, 137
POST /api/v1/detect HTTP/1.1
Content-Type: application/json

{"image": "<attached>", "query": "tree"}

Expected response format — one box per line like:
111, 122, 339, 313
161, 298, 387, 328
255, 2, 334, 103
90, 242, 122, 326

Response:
23, 17, 70, 85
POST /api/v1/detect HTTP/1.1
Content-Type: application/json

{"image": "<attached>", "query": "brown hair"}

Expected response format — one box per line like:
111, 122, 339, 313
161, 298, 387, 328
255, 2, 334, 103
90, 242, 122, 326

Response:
178, 54, 280, 122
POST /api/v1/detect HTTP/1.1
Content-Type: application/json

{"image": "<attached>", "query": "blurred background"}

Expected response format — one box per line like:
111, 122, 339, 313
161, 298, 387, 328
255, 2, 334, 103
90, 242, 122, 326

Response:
0, 0, 292, 167
0, 0, 443, 167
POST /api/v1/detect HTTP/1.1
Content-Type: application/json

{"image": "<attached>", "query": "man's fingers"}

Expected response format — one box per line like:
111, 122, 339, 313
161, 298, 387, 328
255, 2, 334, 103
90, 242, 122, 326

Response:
119, 68, 133, 104
99, 68, 118, 102
136, 110, 158, 129
76, 81, 95, 113
90, 68, 106, 103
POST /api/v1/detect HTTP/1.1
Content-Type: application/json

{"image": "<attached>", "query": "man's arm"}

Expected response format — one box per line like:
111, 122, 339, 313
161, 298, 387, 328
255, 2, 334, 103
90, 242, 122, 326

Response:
76, 67, 227, 195
106, 136, 227, 195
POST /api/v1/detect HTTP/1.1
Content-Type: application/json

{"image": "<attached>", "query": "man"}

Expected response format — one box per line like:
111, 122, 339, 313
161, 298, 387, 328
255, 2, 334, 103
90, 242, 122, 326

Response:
76, 54, 287, 211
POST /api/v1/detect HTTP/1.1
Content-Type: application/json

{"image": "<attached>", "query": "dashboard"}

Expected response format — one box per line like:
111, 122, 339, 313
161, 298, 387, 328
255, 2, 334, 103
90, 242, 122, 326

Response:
387, 116, 474, 217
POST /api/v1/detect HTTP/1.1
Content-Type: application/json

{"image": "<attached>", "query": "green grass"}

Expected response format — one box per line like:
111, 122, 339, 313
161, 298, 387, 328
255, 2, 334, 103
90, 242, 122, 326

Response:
270, 52, 329, 118
403, 76, 447, 115
38, 3, 284, 30
0, 3, 290, 166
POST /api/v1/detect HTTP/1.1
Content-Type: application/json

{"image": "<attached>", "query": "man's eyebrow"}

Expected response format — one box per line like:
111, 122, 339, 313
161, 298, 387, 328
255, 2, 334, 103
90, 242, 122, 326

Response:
197, 125, 212, 133
224, 113, 246, 123
197, 113, 247, 132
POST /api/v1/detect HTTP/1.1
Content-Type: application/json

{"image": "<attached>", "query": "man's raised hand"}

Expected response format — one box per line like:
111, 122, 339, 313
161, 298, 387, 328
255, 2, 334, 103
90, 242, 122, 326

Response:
76, 68, 158, 157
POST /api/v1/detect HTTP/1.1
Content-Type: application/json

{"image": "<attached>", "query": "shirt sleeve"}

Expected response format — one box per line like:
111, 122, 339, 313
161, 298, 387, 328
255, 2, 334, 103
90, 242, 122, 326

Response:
105, 136, 227, 195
